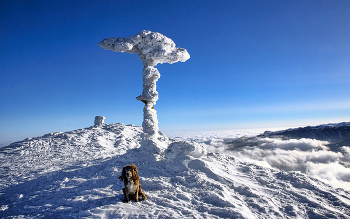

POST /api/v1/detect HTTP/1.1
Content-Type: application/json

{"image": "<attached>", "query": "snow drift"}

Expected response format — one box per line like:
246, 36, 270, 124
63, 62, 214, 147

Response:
1, 123, 350, 218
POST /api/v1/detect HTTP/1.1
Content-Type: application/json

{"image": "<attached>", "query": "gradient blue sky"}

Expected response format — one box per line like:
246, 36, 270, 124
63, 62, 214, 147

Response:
1, 0, 350, 143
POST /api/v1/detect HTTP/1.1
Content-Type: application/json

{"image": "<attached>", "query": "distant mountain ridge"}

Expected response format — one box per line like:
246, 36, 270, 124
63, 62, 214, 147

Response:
259, 121, 350, 148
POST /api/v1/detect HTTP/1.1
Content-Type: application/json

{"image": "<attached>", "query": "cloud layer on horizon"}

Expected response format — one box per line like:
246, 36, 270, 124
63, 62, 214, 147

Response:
203, 137, 350, 191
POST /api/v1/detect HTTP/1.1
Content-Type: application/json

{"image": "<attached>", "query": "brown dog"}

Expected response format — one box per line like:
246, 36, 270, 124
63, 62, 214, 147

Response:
119, 164, 147, 202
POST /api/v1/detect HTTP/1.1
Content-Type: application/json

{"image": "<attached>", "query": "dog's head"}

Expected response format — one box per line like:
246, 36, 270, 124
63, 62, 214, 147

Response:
119, 164, 139, 182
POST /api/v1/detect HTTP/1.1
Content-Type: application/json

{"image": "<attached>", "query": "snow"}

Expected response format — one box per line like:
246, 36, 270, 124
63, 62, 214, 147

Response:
1, 123, 350, 218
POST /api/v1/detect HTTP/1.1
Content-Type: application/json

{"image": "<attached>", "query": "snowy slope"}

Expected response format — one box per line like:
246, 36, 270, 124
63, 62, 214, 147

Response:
1, 123, 350, 218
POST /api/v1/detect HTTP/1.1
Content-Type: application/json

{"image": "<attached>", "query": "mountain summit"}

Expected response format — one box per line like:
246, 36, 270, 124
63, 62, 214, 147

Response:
1, 122, 350, 218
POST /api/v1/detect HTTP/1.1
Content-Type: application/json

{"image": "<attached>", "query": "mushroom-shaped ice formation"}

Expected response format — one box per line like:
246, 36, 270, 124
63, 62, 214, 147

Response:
99, 30, 190, 151
98, 30, 190, 66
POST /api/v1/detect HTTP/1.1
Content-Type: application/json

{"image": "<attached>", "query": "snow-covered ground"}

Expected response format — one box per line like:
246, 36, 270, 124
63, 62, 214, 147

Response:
1, 123, 350, 218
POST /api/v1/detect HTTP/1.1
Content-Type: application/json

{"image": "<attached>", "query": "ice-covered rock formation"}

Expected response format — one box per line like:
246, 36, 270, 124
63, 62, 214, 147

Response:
94, 116, 105, 126
99, 30, 190, 152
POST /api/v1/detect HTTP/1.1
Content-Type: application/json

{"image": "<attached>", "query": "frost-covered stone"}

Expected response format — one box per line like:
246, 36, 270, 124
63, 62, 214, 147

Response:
94, 116, 105, 126
99, 31, 190, 150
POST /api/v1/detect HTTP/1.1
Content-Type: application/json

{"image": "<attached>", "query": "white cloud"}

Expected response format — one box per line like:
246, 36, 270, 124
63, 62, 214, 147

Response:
258, 138, 329, 151
306, 162, 350, 189
341, 146, 350, 162
220, 138, 350, 190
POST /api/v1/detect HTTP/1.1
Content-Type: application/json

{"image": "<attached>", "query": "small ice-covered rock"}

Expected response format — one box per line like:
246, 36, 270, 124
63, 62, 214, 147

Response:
94, 116, 105, 126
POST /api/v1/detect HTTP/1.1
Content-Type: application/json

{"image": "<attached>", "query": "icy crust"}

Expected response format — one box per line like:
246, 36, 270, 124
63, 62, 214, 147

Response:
1, 125, 350, 218
98, 30, 190, 66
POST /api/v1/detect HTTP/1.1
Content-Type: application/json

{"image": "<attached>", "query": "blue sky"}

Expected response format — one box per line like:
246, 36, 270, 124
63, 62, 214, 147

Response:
1, 0, 350, 143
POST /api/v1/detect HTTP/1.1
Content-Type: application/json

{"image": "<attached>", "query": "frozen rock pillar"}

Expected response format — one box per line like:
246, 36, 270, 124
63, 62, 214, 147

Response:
136, 66, 160, 141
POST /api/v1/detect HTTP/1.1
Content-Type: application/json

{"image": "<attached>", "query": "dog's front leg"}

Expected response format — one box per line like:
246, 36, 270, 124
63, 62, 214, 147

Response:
135, 186, 140, 202
140, 186, 147, 201
124, 187, 130, 203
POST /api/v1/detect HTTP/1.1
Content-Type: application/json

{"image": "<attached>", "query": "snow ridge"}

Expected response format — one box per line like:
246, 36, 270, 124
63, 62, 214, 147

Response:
1, 124, 350, 218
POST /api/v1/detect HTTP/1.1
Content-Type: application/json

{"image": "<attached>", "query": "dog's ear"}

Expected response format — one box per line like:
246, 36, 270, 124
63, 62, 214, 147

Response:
131, 171, 139, 182
118, 167, 125, 182
131, 164, 138, 174
130, 164, 139, 182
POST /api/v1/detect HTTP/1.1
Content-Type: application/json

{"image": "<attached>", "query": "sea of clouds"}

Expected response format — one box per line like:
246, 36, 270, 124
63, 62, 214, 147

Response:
174, 131, 350, 191
227, 138, 350, 190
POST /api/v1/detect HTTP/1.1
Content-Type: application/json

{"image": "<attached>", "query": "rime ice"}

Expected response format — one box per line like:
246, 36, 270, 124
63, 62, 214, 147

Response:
99, 30, 190, 151
98, 30, 190, 67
